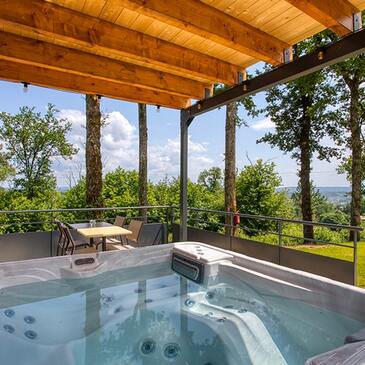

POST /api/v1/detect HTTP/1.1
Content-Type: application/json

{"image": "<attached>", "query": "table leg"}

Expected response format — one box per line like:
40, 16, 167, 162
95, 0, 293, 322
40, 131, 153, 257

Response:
102, 237, 106, 251
90, 238, 94, 247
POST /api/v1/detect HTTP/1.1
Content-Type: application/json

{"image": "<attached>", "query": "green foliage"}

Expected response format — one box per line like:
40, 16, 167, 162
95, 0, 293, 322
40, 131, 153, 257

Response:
236, 159, 294, 235
0, 189, 61, 233
197, 167, 223, 193
258, 43, 339, 162
62, 178, 87, 209
0, 145, 14, 182
292, 184, 349, 225
102, 168, 140, 207
0, 104, 77, 198
236, 221, 347, 247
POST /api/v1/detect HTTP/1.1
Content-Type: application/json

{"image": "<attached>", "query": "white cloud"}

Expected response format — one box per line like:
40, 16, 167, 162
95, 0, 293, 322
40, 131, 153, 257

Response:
54, 109, 212, 186
251, 117, 275, 131
148, 135, 213, 181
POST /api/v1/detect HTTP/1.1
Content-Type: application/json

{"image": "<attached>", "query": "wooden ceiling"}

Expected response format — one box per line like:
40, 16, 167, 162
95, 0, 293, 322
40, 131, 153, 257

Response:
0, 0, 364, 108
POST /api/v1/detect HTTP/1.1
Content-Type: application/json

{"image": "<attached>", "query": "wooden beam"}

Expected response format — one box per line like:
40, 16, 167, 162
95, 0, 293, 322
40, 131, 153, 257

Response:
0, 31, 208, 99
187, 28, 365, 116
285, 0, 360, 36
0, 0, 241, 85
0, 59, 191, 109
110, 0, 290, 65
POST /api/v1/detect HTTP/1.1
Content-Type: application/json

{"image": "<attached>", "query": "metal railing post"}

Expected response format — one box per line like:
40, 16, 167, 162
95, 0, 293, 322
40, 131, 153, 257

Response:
353, 229, 358, 286
165, 206, 169, 244
229, 211, 234, 251
50, 211, 54, 257
278, 221, 283, 265
170, 206, 176, 242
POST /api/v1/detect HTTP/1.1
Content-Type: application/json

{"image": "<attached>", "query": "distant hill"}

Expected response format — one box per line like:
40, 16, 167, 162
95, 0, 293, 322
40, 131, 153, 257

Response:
278, 186, 351, 206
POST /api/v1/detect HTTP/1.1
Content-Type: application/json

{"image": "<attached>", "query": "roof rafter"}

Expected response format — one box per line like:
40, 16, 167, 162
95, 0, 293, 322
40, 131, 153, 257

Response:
0, 59, 191, 109
0, 0, 241, 85
285, 0, 360, 36
0, 31, 209, 99
111, 0, 290, 65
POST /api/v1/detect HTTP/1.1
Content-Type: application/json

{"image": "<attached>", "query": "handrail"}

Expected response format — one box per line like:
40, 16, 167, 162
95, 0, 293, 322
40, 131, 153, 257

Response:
0, 204, 361, 231
0, 205, 171, 215
185, 207, 363, 231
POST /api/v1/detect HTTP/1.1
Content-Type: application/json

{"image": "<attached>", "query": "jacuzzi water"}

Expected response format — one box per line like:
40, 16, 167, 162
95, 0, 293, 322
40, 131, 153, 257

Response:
0, 261, 363, 365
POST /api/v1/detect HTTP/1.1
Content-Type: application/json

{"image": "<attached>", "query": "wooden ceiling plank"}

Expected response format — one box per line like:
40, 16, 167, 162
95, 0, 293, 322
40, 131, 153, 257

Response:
0, 31, 208, 99
110, 0, 290, 64
0, 0, 240, 85
0, 59, 190, 109
285, 0, 360, 36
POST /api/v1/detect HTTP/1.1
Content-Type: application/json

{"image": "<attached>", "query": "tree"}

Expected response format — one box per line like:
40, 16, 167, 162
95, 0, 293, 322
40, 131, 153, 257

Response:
214, 84, 257, 233
329, 44, 365, 239
338, 156, 365, 195
85, 95, 103, 209
236, 159, 293, 235
259, 34, 338, 241
138, 103, 148, 220
197, 167, 223, 192
0, 145, 14, 182
225, 102, 238, 230
0, 105, 77, 198
291, 183, 349, 226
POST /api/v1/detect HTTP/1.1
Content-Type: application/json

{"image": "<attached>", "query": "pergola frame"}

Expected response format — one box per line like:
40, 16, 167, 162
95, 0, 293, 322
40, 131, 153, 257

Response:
179, 29, 365, 240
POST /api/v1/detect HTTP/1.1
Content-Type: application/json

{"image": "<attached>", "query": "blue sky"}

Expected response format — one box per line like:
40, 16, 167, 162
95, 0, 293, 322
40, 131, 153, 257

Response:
0, 79, 348, 188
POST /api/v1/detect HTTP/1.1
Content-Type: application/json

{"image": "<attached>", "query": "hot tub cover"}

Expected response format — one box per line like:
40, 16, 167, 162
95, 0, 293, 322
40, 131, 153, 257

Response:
305, 341, 365, 365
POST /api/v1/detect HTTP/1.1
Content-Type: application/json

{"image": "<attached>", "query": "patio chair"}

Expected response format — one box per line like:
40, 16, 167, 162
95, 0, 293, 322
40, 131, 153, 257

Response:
55, 220, 89, 255
55, 219, 67, 256
105, 219, 143, 251
100, 215, 127, 248
62, 225, 98, 255
114, 215, 125, 228
126, 219, 144, 246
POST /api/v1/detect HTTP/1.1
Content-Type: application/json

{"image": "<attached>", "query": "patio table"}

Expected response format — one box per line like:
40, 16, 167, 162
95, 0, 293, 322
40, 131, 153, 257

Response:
69, 222, 132, 251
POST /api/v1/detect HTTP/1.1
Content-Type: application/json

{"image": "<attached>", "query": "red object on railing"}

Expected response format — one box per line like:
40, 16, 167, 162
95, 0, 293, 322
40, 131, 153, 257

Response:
233, 212, 240, 225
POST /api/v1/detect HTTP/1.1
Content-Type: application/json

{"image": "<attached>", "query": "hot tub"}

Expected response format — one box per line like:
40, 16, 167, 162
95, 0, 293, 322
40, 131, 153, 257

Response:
0, 242, 364, 365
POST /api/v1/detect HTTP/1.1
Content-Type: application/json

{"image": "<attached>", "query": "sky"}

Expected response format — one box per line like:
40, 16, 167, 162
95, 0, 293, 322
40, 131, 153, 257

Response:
0, 78, 348, 189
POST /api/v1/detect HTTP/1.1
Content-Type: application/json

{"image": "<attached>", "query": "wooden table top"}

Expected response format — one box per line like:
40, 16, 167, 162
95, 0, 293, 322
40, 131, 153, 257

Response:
76, 225, 132, 239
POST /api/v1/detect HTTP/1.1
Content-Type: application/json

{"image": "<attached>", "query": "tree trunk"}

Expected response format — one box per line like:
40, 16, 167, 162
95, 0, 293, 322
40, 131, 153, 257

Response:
349, 83, 362, 241
138, 103, 148, 221
224, 102, 237, 235
85, 95, 103, 214
299, 109, 314, 242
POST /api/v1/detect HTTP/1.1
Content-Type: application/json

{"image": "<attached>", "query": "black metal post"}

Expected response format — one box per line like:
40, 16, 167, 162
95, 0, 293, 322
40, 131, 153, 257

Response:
180, 110, 194, 241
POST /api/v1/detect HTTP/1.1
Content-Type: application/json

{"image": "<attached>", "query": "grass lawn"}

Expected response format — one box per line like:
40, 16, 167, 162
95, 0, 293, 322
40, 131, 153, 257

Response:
294, 242, 365, 288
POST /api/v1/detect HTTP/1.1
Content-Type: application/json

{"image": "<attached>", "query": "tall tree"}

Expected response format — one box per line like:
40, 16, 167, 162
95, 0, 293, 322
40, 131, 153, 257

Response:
215, 84, 256, 234
259, 35, 338, 241
85, 95, 103, 209
225, 102, 238, 232
138, 103, 148, 220
330, 53, 365, 239
0, 105, 76, 198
